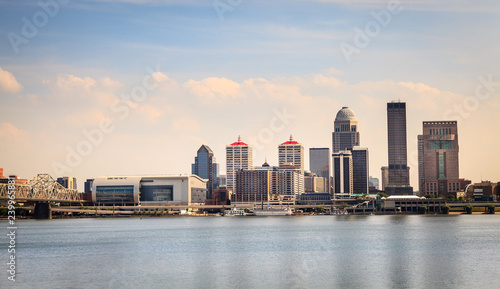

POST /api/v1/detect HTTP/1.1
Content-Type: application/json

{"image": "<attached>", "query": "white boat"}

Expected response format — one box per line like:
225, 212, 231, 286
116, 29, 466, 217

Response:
224, 207, 247, 216
253, 206, 293, 216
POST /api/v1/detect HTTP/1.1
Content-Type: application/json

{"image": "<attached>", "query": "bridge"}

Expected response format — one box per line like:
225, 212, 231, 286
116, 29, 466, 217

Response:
0, 174, 86, 218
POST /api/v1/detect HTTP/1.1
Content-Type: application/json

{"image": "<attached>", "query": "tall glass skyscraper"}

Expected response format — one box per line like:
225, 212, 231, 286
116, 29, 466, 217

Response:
192, 145, 219, 198
386, 102, 412, 195
309, 147, 331, 194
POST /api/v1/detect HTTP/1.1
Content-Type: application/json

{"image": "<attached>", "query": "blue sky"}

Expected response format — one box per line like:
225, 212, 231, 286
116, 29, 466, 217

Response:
1, 0, 499, 190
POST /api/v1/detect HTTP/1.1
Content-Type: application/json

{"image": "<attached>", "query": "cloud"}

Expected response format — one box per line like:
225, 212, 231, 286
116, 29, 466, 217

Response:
0, 123, 30, 142
172, 116, 200, 131
0, 68, 22, 93
184, 77, 242, 102
54, 74, 96, 91
136, 104, 161, 122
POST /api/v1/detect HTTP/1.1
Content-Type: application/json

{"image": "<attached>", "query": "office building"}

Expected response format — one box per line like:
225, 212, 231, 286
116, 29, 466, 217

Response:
381, 166, 389, 191
278, 135, 304, 172
192, 144, 219, 198
235, 169, 271, 203
352, 147, 369, 195
332, 150, 353, 198
418, 121, 460, 198
91, 175, 207, 206
369, 177, 379, 190
84, 179, 94, 194
57, 176, 77, 190
386, 101, 413, 195
332, 107, 360, 153
226, 136, 253, 194
309, 148, 331, 193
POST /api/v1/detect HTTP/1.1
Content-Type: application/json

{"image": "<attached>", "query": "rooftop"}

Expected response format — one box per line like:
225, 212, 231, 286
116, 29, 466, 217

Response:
335, 107, 357, 121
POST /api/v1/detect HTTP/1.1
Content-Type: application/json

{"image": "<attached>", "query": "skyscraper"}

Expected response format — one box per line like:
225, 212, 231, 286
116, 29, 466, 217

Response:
57, 176, 77, 190
418, 121, 460, 198
332, 107, 360, 153
226, 136, 253, 194
386, 101, 413, 195
309, 148, 331, 194
381, 166, 389, 191
352, 147, 369, 195
192, 144, 219, 198
332, 150, 353, 198
278, 135, 304, 171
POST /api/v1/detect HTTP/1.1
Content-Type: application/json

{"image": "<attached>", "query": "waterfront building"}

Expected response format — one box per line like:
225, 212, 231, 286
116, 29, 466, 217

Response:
192, 144, 219, 198
464, 181, 500, 201
309, 148, 331, 193
304, 171, 328, 193
332, 107, 360, 153
226, 136, 253, 195
84, 179, 94, 194
332, 150, 353, 198
386, 101, 413, 195
91, 175, 207, 206
56, 176, 77, 190
273, 165, 304, 205
205, 189, 231, 205
235, 169, 271, 203
418, 121, 460, 198
352, 147, 369, 195
278, 135, 304, 172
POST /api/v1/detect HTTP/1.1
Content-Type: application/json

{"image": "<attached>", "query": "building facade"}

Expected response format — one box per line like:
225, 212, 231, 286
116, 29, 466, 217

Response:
278, 135, 304, 171
332, 150, 353, 198
309, 147, 331, 193
381, 166, 389, 191
192, 144, 219, 198
352, 147, 369, 195
332, 107, 360, 153
91, 175, 207, 206
226, 136, 253, 195
418, 121, 460, 197
235, 169, 271, 203
57, 176, 77, 190
386, 102, 413, 195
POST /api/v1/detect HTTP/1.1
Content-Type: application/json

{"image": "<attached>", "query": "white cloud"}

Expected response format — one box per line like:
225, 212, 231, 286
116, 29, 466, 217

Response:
172, 116, 200, 132
0, 123, 30, 143
0, 68, 22, 93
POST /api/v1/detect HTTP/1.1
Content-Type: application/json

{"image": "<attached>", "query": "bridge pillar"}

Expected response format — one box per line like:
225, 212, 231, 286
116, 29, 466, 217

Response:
34, 202, 52, 219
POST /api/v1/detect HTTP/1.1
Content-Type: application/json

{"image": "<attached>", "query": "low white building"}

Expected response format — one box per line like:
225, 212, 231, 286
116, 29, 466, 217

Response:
91, 175, 207, 206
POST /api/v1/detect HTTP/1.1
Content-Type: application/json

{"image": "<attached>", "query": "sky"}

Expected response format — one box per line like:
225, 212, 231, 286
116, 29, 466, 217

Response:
0, 0, 499, 191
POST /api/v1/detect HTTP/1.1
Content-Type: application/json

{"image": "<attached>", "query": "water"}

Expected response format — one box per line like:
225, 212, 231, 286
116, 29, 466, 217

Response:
2, 215, 500, 289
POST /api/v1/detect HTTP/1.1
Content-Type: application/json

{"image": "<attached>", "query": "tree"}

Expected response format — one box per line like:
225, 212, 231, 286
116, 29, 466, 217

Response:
447, 195, 456, 202
377, 192, 388, 198
418, 206, 428, 214
316, 206, 325, 213
465, 206, 473, 214
458, 196, 465, 202
441, 206, 450, 214
488, 205, 496, 214
424, 194, 434, 199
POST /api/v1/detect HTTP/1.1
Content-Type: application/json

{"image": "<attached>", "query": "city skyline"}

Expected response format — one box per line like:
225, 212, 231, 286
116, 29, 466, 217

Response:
0, 0, 499, 190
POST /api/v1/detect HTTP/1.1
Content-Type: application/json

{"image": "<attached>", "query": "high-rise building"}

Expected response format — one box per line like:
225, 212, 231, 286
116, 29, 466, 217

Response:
386, 101, 413, 195
418, 121, 460, 198
226, 136, 253, 194
57, 176, 77, 190
235, 169, 271, 203
84, 179, 94, 194
332, 150, 353, 198
278, 135, 304, 172
381, 166, 389, 191
352, 147, 369, 195
192, 144, 219, 198
274, 165, 304, 205
332, 107, 360, 153
309, 148, 331, 193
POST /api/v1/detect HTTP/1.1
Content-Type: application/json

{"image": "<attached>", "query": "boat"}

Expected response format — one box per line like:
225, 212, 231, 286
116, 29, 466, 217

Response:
224, 207, 247, 216
253, 205, 293, 216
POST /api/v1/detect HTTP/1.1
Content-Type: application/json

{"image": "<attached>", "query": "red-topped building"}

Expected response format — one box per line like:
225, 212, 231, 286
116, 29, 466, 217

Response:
278, 135, 304, 172
226, 136, 253, 194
